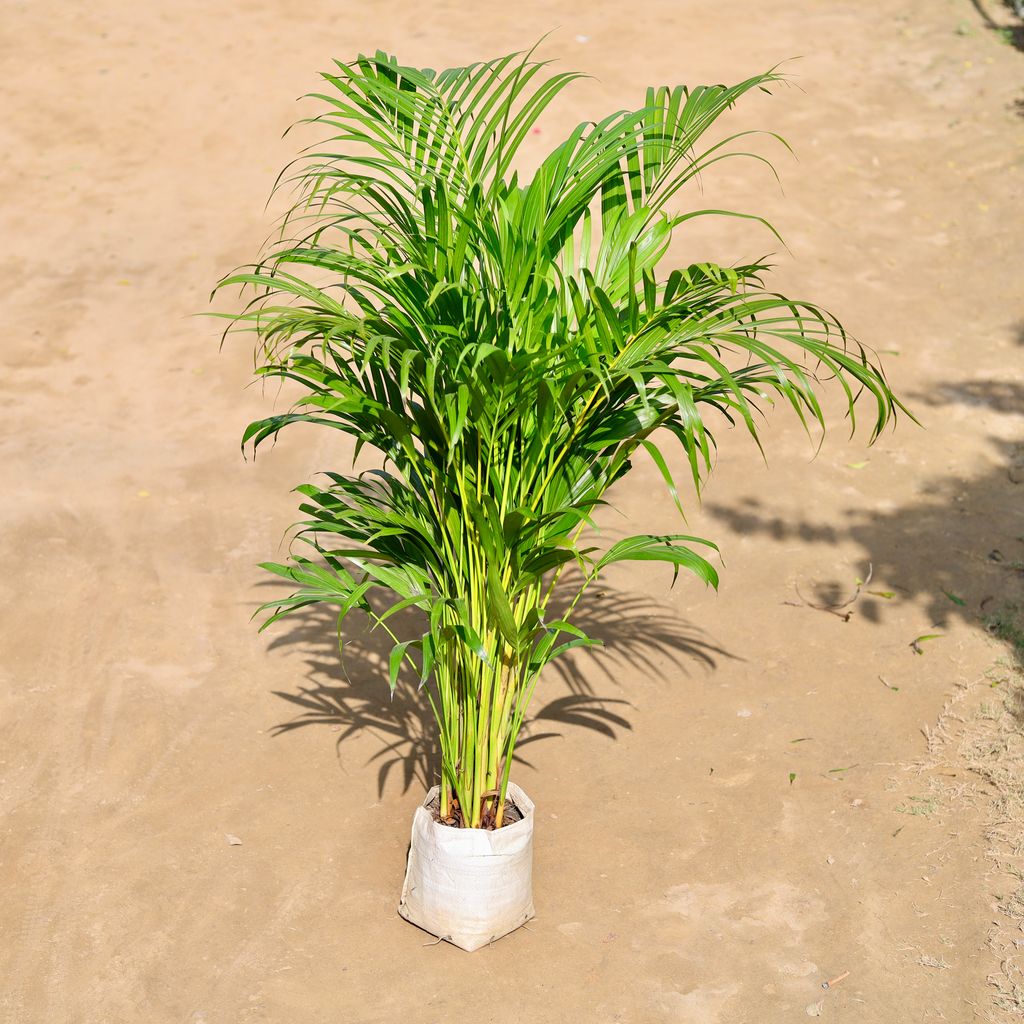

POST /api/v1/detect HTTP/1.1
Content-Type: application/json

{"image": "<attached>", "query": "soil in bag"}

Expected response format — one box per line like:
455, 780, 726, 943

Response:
427, 793, 525, 830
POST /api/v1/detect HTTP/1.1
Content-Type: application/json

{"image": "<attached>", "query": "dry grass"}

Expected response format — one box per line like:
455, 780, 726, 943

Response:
918, 622, 1024, 1018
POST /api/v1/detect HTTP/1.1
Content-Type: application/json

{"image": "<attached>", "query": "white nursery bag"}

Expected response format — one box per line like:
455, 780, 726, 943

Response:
398, 783, 535, 951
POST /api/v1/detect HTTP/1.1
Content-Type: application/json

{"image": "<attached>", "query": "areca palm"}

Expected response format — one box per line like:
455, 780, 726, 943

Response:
216, 48, 902, 829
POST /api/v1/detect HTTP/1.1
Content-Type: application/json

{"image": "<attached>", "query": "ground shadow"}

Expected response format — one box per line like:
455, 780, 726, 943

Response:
263, 583, 731, 797
969, 0, 1024, 52
706, 378, 1024, 639
914, 380, 1024, 415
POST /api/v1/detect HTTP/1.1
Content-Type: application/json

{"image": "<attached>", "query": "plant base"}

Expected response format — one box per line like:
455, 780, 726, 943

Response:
398, 783, 535, 951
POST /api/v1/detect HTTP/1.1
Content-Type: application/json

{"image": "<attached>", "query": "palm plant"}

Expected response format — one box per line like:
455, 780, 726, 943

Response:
216, 48, 902, 830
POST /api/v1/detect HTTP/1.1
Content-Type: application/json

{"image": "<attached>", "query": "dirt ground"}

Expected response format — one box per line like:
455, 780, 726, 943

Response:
2, 0, 1023, 1021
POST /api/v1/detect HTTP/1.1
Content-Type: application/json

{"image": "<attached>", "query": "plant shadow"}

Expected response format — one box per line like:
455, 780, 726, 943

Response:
262, 584, 731, 798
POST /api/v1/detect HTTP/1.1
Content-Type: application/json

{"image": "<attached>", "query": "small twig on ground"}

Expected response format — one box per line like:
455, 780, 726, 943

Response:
822, 970, 850, 989
785, 564, 873, 621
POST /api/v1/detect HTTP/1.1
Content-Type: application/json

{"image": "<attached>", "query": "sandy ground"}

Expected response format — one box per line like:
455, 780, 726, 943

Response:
1, 1, 1023, 1021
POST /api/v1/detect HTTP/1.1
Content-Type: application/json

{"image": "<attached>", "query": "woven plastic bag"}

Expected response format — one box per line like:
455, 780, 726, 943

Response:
398, 783, 535, 951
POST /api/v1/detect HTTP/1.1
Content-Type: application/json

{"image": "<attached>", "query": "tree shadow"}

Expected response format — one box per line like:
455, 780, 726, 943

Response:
706, 378, 1024, 636
263, 584, 731, 797
911, 380, 1024, 415
969, 0, 1024, 53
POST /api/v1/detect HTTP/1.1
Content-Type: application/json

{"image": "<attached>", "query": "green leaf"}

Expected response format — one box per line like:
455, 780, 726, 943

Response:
596, 534, 719, 588
910, 633, 943, 655
388, 640, 414, 693
486, 565, 520, 648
